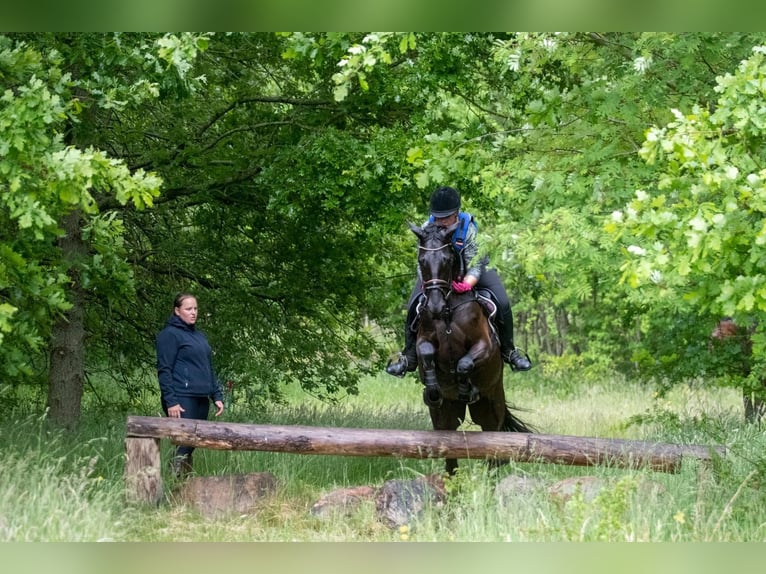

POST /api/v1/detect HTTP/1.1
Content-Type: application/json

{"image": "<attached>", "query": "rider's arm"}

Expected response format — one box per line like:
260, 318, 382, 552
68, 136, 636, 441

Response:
462, 224, 483, 284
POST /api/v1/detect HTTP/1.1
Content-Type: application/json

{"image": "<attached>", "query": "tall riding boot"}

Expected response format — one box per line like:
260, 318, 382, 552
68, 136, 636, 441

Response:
385, 326, 418, 377
385, 293, 420, 378
498, 306, 531, 371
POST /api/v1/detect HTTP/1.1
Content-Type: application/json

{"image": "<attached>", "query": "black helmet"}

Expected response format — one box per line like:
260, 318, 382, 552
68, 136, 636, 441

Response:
429, 186, 461, 218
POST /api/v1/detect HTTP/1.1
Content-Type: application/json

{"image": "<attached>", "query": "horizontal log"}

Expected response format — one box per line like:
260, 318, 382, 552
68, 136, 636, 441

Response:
126, 416, 725, 472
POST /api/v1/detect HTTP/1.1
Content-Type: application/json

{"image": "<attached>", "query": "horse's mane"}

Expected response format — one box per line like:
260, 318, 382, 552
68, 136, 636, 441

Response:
420, 222, 452, 244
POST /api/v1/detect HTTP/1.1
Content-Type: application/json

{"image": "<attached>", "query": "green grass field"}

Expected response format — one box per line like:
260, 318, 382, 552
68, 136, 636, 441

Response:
2, 369, 764, 542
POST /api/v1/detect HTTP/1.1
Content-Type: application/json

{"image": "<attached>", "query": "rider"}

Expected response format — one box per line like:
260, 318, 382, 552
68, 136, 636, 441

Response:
385, 185, 532, 377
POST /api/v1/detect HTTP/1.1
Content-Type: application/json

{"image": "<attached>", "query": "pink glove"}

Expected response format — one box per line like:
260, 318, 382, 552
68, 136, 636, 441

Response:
452, 280, 473, 293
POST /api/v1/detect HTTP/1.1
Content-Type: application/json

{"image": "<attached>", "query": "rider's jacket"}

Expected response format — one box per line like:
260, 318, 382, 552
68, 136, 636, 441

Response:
423, 211, 484, 281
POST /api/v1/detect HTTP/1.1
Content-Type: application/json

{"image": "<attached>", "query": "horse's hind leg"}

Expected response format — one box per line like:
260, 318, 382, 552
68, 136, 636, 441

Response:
429, 400, 466, 476
468, 396, 511, 468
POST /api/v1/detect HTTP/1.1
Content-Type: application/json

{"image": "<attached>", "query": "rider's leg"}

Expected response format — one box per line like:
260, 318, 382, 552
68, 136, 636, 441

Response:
385, 281, 421, 377
476, 269, 531, 371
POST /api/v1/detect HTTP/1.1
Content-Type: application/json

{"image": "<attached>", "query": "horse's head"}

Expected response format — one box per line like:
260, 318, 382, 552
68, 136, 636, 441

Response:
409, 221, 460, 317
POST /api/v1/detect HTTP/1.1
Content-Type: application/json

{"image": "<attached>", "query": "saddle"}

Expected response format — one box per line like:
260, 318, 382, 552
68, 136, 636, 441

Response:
476, 288, 500, 344
411, 288, 500, 344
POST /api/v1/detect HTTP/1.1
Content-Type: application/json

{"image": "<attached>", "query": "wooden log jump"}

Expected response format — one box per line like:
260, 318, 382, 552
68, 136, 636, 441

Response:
124, 415, 725, 504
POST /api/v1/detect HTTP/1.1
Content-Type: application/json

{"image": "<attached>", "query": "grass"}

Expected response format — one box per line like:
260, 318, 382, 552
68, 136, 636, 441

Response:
2, 369, 766, 541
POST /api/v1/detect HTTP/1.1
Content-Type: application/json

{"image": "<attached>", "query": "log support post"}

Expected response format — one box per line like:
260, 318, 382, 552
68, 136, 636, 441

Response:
125, 436, 163, 505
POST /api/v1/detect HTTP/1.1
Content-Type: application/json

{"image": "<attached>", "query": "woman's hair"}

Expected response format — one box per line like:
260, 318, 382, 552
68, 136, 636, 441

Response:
173, 292, 196, 310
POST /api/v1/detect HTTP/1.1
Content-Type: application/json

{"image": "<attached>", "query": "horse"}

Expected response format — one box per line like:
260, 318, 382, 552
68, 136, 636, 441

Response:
710, 317, 765, 423
409, 220, 533, 475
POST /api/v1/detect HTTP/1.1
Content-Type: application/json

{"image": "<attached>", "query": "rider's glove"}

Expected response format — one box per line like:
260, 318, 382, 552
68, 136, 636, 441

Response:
451, 280, 472, 293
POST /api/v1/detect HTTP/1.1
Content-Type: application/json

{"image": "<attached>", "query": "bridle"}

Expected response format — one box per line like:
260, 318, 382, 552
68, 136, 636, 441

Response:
419, 242, 453, 299
417, 235, 475, 341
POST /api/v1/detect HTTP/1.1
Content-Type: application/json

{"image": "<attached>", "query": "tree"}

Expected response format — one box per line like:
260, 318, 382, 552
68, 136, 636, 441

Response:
0, 33, 207, 427
612, 44, 766, 400
6, 32, 766, 428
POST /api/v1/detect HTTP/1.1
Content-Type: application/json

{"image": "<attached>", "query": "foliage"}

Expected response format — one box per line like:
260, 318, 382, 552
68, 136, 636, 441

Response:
4, 33, 766, 421
322, 32, 766, 382
101, 32, 429, 406
612, 44, 766, 392
0, 34, 178, 384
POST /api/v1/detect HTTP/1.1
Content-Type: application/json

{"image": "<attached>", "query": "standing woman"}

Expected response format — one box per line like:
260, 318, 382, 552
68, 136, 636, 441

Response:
156, 293, 224, 477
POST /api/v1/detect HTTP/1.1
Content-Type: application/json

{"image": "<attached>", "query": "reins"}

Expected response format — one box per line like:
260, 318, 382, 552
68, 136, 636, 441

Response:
418, 243, 451, 252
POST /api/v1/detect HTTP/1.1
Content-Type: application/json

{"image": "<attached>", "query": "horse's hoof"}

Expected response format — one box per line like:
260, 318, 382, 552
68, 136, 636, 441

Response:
423, 385, 442, 407
458, 385, 480, 404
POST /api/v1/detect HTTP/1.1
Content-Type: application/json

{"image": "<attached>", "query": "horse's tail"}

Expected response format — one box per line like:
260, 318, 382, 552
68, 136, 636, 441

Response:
502, 404, 535, 433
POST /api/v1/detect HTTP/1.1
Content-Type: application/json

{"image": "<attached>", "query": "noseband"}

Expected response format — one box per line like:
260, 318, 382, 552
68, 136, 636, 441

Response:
418, 243, 452, 314
419, 242, 453, 298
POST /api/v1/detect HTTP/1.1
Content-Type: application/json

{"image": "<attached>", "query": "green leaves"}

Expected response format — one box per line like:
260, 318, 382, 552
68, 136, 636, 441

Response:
156, 32, 211, 83
328, 33, 406, 101
0, 34, 169, 387
616, 46, 766, 322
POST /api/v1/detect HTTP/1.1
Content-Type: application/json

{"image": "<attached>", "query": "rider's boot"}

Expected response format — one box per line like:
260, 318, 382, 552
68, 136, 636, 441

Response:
385, 296, 419, 378
498, 306, 532, 371
385, 340, 417, 377
502, 347, 532, 371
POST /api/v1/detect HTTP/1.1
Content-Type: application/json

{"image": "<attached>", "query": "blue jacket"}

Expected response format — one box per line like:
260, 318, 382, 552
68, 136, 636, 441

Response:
156, 315, 223, 406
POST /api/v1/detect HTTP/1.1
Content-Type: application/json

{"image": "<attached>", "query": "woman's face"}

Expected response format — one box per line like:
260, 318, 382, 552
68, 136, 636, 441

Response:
433, 212, 458, 226
174, 296, 198, 325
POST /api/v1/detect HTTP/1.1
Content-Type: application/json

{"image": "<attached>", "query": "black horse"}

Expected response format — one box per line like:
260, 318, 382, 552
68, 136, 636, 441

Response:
409, 221, 532, 475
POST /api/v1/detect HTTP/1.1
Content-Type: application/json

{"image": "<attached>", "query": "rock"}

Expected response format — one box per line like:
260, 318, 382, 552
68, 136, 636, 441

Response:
548, 476, 606, 503
374, 474, 446, 529
310, 486, 378, 520
494, 474, 547, 504
174, 472, 277, 519
548, 475, 667, 505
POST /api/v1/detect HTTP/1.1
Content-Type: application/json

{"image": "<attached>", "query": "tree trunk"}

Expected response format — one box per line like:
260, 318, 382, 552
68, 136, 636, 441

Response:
47, 210, 87, 430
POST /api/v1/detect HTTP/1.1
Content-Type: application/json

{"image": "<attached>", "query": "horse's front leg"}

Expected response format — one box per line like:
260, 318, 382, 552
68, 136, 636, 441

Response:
456, 339, 492, 404
417, 339, 442, 407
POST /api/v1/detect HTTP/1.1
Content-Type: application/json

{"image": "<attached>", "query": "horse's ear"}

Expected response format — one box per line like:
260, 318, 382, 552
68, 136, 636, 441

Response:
408, 222, 425, 241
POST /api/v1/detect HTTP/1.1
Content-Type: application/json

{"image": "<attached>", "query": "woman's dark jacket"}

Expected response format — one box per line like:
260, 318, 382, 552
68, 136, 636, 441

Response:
156, 315, 223, 407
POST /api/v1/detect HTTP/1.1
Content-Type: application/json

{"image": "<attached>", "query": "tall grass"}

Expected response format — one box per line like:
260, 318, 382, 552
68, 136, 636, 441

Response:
0, 414, 127, 541
2, 370, 766, 541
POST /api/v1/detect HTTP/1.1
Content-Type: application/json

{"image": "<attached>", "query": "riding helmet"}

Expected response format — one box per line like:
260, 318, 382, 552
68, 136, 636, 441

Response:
429, 186, 461, 218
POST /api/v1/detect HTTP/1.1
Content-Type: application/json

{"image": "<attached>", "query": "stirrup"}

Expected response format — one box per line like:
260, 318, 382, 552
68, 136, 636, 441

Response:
385, 353, 416, 378
504, 348, 532, 371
